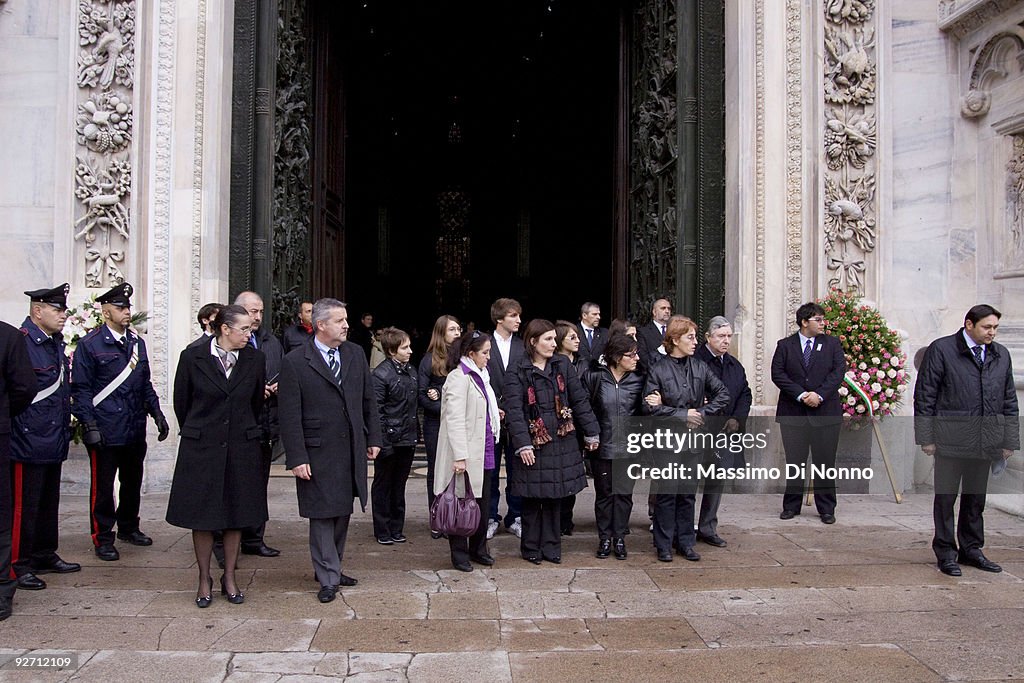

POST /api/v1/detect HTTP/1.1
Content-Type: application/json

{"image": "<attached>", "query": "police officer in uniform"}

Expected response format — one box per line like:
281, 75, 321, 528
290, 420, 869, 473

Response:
70, 282, 169, 560
0, 319, 37, 620
10, 284, 81, 590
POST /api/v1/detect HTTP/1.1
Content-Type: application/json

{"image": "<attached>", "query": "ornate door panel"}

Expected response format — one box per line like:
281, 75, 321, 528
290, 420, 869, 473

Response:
628, 0, 724, 327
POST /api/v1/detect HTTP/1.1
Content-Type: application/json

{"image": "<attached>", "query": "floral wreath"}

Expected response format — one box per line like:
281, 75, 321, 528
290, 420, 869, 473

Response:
818, 289, 910, 425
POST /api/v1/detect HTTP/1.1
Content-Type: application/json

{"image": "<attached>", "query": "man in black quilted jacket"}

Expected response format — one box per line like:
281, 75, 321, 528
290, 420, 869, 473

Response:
914, 304, 1019, 577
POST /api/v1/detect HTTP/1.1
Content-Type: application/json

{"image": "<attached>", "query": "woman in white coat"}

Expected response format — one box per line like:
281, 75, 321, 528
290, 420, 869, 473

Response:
434, 330, 501, 572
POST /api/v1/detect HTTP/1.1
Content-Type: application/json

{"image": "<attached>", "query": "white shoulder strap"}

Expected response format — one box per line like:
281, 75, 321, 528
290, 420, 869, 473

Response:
94, 345, 140, 406
31, 363, 64, 404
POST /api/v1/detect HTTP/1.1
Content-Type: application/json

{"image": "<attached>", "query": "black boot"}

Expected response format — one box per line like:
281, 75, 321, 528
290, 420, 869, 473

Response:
596, 538, 611, 559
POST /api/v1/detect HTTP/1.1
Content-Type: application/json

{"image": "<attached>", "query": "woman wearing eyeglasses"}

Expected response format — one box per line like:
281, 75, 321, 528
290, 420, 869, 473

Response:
642, 316, 729, 563
580, 333, 645, 559
166, 304, 267, 607
504, 319, 600, 564
418, 315, 461, 537
555, 320, 583, 372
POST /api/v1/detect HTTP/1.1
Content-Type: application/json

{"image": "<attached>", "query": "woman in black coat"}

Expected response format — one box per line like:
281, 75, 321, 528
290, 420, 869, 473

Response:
371, 327, 418, 545
643, 316, 729, 563
581, 333, 645, 560
166, 305, 267, 607
504, 319, 600, 564
417, 315, 461, 535
554, 320, 584, 535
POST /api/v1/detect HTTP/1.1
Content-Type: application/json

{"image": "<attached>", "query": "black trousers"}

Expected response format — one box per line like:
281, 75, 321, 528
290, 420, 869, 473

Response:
593, 458, 634, 540
371, 446, 416, 538
449, 468, 493, 565
780, 423, 840, 516
520, 496, 562, 559
0, 446, 15, 600
560, 494, 576, 533
88, 442, 146, 547
10, 461, 62, 576
652, 493, 696, 551
933, 455, 989, 561
423, 417, 440, 509
489, 435, 523, 526
241, 440, 274, 550
698, 474, 725, 537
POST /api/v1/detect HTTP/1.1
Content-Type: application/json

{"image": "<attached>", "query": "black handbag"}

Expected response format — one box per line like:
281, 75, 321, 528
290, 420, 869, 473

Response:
430, 471, 481, 537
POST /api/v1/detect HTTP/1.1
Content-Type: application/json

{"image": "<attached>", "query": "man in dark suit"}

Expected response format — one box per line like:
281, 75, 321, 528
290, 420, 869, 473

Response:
279, 298, 381, 603
234, 291, 283, 557
575, 302, 608, 370
771, 301, 847, 523
915, 304, 1018, 576
0, 319, 38, 620
636, 298, 673, 371
694, 316, 753, 547
486, 297, 525, 538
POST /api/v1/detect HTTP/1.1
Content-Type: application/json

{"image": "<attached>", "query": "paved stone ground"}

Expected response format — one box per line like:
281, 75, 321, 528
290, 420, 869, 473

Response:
1, 466, 1022, 682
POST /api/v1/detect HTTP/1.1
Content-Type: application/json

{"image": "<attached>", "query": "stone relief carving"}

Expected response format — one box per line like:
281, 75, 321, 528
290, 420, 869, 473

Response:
74, 0, 136, 289
1005, 134, 1024, 271
754, 0, 766, 404
824, 25, 876, 105
961, 32, 1024, 118
823, 0, 877, 294
785, 0, 803, 319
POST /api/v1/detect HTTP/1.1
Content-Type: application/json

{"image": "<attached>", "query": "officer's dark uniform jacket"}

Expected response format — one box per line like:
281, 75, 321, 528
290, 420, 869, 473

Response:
12, 319, 71, 464
70, 325, 161, 446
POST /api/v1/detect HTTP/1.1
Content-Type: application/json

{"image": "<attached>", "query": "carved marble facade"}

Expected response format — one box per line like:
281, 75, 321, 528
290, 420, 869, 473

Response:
73, 0, 136, 289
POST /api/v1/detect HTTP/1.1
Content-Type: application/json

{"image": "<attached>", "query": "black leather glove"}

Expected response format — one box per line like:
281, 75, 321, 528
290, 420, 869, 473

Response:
155, 413, 170, 442
82, 422, 104, 448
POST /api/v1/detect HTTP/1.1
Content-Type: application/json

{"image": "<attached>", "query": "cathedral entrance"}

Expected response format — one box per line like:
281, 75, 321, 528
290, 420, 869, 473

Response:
317, 1, 620, 336
229, 1, 725, 336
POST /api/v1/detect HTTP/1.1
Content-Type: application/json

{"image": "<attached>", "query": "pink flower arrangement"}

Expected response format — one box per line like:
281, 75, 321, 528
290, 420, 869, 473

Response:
819, 289, 910, 422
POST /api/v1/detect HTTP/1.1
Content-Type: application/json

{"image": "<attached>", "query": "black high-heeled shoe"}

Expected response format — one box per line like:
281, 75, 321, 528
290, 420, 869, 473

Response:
220, 575, 245, 604
195, 576, 213, 608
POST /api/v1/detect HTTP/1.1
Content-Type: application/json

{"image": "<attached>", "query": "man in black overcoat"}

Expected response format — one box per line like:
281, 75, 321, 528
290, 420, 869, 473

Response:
636, 297, 673, 372
694, 316, 753, 547
0, 320, 39, 620
279, 298, 381, 603
771, 301, 847, 523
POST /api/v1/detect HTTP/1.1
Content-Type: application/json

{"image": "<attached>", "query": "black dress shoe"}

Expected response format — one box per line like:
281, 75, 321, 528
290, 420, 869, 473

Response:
678, 546, 701, 562
596, 539, 612, 558
697, 533, 727, 548
523, 555, 542, 565
317, 585, 337, 603
117, 530, 153, 546
937, 559, 962, 576
820, 513, 836, 525
470, 553, 495, 566
453, 561, 473, 572
391, 533, 407, 543
95, 544, 119, 561
958, 553, 1002, 573
241, 543, 280, 557
0, 596, 11, 621
196, 577, 214, 609
32, 557, 82, 574
543, 555, 561, 564
657, 549, 674, 562
779, 510, 798, 520
430, 530, 444, 540
613, 538, 627, 560
16, 572, 46, 590
220, 575, 244, 604
337, 573, 358, 587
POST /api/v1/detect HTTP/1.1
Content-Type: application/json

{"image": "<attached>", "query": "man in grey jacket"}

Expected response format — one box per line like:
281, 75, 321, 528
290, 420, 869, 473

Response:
914, 304, 1019, 576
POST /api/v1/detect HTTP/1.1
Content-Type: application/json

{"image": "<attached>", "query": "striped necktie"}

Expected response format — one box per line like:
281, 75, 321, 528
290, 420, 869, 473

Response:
328, 348, 341, 384
803, 339, 813, 367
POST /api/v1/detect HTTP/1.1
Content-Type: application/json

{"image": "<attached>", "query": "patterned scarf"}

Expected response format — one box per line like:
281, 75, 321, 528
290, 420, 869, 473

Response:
526, 365, 575, 447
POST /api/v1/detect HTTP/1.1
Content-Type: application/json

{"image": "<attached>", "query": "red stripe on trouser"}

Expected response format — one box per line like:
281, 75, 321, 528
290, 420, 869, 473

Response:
89, 447, 101, 547
10, 462, 23, 579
